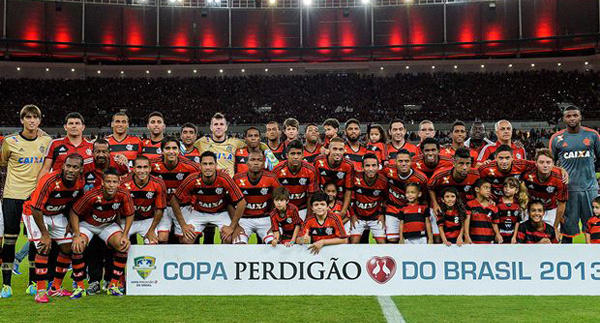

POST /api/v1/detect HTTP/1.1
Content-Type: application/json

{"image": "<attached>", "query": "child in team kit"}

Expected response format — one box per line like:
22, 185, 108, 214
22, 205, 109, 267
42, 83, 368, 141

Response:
269, 187, 303, 247
585, 197, 600, 244
517, 201, 558, 244
298, 192, 348, 254
398, 183, 433, 244
464, 179, 503, 244
497, 178, 528, 244
437, 187, 466, 246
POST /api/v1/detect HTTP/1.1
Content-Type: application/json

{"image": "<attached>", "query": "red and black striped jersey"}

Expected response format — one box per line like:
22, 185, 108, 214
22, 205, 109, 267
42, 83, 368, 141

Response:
478, 159, 536, 200
270, 203, 303, 242
149, 157, 200, 206
45, 137, 93, 172
23, 171, 85, 216
106, 135, 142, 167
273, 161, 319, 210
437, 208, 463, 239
314, 155, 354, 199
428, 168, 480, 204
344, 143, 369, 172
175, 171, 244, 214
328, 200, 344, 217
268, 141, 286, 161
496, 199, 523, 239
439, 145, 478, 164
182, 147, 201, 164
82, 159, 130, 192
367, 142, 388, 165
585, 216, 600, 244
517, 220, 558, 244
387, 142, 419, 167
399, 204, 429, 239
141, 139, 163, 159
478, 141, 527, 163
466, 199, 499, 244
72, 187, 135, 227
384, 167, 429, 216
412, 154, 454, 178
234, 147, 251, 174
301, 212, 347, 242
351, 172, 388, 220
120, 174, 167, 221
522, 168, 568, 210
303, 144, 322, 164
233, 171, 281, 218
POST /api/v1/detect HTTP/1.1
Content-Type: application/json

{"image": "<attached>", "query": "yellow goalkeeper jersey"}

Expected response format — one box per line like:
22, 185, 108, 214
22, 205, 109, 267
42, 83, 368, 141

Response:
194, 136, 245, 177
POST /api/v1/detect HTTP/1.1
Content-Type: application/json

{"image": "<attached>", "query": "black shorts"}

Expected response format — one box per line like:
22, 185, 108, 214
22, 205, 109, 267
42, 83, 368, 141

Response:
2, 198, 25, 236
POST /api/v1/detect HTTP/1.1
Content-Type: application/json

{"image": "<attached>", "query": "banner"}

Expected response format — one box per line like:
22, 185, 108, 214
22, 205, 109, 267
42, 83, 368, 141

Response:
126, 245, 600, 296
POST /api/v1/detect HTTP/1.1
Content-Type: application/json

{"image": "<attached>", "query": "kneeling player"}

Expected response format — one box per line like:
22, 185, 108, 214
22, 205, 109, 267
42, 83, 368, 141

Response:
22, 154, 85, 303
69, 169, 135, 298
298, 192, 348, 254
270, 187, 303, 247
171, 151, 246, 244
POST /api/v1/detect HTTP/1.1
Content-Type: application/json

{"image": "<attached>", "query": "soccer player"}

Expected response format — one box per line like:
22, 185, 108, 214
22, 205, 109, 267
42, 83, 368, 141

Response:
38, 112, 93, 179
234, 127, 262, 174
585, 197, 600, 243
384, 149, 429, 243
69, 168, 135, 298
120, 156, 167, 245
550, 105, 600, 243
303, 123, 322, 163
273, 140, 319, 220
517, 201, 558, 244
171, 151, 246, 244
194, 113, 244, 177
23, 154, 85, 303
464, 120, 494, 155
416, 120, 436, 154
522, 148, 568, 230
106, 112, 142, 168
344, 118, 368, 171
440, 120, 478, 163
387, 119, 419, 166
283, 118, 300, 147
398, 183, 432, 244
83, 139, 130, 192
478, 145, 537, 200
464, 178, 502, 244
314, 137, 353, 220
348, 154, 388, 244
322, 118, 340, 148
150, 137, 201, 243
478, 120, 526, 163
298, 192, 348, 255
0, 105, 51, 298
265, 121, 285, 161
233, 151, 280, 244
269, 187, 303, 247
412, 138, 454, 178
141, 112, 166, 159
180, 123, 201, 164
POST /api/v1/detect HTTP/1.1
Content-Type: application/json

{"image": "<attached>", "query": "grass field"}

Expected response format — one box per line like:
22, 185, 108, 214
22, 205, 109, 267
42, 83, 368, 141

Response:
1, 231, 597, 323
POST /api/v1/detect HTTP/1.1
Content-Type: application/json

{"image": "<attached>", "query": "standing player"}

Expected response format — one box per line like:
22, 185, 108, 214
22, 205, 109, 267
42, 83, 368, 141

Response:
69, 169, 135, 298
150, 137, 201, 243
440, 120, 478, 162
265, 121, 285, 161
141, 112, 166, 159
120, 156, 167, 244
416, 120, 436, 154
234, 127, 263, 174
412, 138, 454, 178
106, 112, 142, 168
314, 137, 353, 221
170, 151, 246, 244
464, 120, 494, 155
233, 151, 280, 244
478, 120, 526, 163
387, 119, 419, 166
349, 154, 388, 244
23, 154, 85, 303
273, 140, 319, 220
83, 139, 130, 192
478, 145, 537, 200
549, 105, 600, 243
344, 119, 369, 172
0, 105, 51, 298
180, 123, 201, 164
303, 124, 322, 163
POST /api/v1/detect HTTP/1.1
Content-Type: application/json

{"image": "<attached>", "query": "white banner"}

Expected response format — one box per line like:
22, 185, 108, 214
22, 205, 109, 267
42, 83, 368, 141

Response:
126, 245, 600, 296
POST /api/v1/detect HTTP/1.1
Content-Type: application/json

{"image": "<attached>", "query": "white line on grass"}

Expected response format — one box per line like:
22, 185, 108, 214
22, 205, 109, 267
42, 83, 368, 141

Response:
377, 296, 407, 323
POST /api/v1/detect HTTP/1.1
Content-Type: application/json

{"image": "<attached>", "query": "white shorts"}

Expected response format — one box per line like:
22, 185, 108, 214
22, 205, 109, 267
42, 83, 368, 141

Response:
298, 209, 308, 222
349, 219, 386, 239
235, 217, 274, 244
123, 218, 157, 240
157, 207, 175, 233
79, 221, 123, 244
173, 206, 231, 236
344, 221, 351, 235
430, 209, 439, 235
544, 208, 557, 226
404, 236, 427, 244
22, 213, 72, 249
385, 215, 400, 240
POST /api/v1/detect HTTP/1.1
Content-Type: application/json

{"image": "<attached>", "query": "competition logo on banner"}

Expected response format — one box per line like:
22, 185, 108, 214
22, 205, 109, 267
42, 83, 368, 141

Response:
133, 256, 157, 279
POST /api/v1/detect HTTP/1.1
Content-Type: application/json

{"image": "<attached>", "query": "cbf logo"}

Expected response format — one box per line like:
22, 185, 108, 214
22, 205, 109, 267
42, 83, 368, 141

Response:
133, 256, 157, 279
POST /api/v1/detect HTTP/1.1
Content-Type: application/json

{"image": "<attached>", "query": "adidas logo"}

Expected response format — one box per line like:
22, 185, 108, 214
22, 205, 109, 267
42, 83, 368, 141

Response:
282, 179, 288, 184
19, 148, 25, 152
87, 174, 94, 179
321, 171, 327, 176
243, 190, 249, 194
58, 147, 67, 152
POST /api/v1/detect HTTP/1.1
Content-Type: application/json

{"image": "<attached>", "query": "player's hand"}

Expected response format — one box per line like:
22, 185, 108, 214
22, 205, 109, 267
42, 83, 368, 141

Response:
284, 241, 295, 247
398, 238, 405, 244
495, 234, 503, 244
464, 237, 473, 244
339, 209, 347, 220
39, 233, 52, 254
558, 167, 569, 184
443, 240, 451, 247
220, 225, 235, 241
145, 231, 159, 245
271, 238, 278, 247
64, 223, 72, 237
181, 223, 196, 242
511, 236, 517, 244
539, 237, 552, 244
377, 214, 385, 227
301, 234, 310, 245
308, 240, 325, 255
456, 236, 464, 246
115, 154, 128, 166
432, 204, 441, 216
72, 236, 86, 254
119, 234, 131, 252
350, 215, 357, 230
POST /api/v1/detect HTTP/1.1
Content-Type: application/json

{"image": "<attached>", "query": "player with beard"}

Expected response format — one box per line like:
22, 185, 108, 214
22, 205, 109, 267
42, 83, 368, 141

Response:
416, 120, 436, 154
478, 120, 526, 163
387, 119, 419, 166
82, 139, 130, 192
412, 138, 454, 179
235, 127, 263, 174
141, 112, 165, 159
464, 120, 493, 155
106, 113, 142, 168
314, 137, 353, 222
384, 149, 429, 243
303, 124, 322, 163
344, 119, 369, 172
440, 120, 478, 163
266, 121, 285, 161
180, 123, 201, 164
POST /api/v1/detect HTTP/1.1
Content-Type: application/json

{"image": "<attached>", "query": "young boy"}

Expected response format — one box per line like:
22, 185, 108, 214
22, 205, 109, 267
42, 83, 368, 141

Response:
270, 187, 303, 247
585, 196, 600, 244
298, 192, 348, 254
398, 183, 433, 244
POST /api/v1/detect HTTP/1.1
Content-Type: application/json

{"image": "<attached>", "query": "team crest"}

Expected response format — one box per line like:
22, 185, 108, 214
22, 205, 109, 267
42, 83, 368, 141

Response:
216, 187, 223, 194
584, 138, 591, 146
157, 148, 162, 154
373, 190, 380, 196
146, 192, 154, 199
260, 188, 269, 195
39, 145, 46, 153
516, 153, 522, 159
112, 203, 120, 210
337, 172, 345, 179
86, 148, 92, 156
286, 218, 292, 223
546, 186, 555, 193
299, 178, 307, 185
464, 185, 471, 192
176, 173, 184, 180
325, 227, 333, 235
126, 144, 133, 151
133, 256, 157, 279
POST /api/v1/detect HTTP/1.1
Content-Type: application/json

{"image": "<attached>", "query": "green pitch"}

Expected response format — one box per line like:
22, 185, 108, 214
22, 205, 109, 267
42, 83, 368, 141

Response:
1, 233, 596, 323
